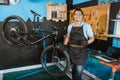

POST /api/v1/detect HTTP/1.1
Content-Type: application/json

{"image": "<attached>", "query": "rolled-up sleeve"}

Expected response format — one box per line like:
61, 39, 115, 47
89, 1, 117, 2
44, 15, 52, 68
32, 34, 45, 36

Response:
67, 24, 72, 35
87, 25, 94, 37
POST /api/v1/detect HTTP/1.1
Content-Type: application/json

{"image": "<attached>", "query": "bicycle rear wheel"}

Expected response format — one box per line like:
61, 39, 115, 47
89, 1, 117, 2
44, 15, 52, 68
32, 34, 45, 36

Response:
2, 15, 28, 46
41, 45, 70, 76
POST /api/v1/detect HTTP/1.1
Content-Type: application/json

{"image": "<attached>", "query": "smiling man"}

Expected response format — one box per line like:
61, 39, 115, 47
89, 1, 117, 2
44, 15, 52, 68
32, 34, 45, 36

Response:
64, 8, 94, 80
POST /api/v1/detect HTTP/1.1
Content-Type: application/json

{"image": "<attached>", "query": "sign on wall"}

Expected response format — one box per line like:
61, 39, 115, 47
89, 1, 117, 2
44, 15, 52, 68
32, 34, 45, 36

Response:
46, 2, 67, 22
70, 4, 110, 40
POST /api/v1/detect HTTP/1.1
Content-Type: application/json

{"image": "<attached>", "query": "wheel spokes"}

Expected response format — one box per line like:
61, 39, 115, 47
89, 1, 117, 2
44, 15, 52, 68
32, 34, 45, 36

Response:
2, 16, 28, 46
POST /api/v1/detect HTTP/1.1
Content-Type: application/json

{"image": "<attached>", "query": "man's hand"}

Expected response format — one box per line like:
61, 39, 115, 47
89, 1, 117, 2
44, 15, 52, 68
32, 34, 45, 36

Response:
61, 45, 66, 51
61, 43, 70, 51
81, 40, 88, 47
64, 43, 70, 48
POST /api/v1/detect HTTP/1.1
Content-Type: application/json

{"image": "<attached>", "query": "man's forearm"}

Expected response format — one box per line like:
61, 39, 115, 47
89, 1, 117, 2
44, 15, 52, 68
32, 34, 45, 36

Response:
88, 37, 94, 45
64, 38, 69, 45
64, 35, 70, 45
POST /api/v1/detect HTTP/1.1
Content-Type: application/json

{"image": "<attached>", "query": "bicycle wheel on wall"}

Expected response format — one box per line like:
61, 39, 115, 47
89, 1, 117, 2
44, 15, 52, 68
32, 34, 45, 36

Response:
41, 45, 70, 76
2, 15, 28, 46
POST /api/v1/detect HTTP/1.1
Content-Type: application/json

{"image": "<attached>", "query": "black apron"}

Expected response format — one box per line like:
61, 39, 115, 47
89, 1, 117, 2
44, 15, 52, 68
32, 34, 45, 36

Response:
68, 26, 88, 65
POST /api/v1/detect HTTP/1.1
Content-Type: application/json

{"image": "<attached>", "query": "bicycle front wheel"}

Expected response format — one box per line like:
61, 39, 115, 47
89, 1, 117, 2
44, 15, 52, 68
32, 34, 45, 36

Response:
41, 45, 70, 76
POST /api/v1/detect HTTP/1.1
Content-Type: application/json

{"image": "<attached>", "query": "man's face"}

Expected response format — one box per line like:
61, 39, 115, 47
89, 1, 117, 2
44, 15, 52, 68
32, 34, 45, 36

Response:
73, 11, 83, 22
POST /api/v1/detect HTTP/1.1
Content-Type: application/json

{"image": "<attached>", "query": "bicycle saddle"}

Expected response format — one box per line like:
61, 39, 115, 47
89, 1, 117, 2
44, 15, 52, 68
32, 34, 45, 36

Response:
31, 10, 41, 16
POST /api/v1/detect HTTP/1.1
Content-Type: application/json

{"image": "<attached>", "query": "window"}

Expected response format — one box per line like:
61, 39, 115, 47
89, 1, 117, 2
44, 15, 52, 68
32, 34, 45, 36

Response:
0, 0, 9, 5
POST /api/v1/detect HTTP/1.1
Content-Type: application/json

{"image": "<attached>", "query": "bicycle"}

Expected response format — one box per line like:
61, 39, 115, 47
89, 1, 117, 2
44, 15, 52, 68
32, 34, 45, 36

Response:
1, 10, 70, 76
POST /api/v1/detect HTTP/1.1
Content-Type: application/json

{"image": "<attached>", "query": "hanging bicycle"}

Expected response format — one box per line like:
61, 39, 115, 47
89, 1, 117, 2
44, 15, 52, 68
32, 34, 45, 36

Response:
1, 10, 70, 76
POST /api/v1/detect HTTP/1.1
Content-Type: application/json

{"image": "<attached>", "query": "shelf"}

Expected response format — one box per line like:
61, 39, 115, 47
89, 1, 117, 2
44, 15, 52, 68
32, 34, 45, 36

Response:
103, 34, 120, 38
59, 11, 67, 13
111, 19, 120, 21
110, 19, 120, 36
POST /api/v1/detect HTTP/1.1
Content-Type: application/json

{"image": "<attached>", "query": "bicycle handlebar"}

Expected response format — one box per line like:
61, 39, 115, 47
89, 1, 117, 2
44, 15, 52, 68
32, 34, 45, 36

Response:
30, 10, 41, 16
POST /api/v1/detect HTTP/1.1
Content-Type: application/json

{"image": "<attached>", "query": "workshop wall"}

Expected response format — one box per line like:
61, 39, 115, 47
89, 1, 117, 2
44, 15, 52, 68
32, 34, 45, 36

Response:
72, 1, 120, 60
70, 0, 120, 52
0, 0, 66, 22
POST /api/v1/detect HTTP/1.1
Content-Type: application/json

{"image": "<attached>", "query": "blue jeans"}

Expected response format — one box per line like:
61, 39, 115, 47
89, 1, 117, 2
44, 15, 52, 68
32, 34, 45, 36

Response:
72, 65, 84, 80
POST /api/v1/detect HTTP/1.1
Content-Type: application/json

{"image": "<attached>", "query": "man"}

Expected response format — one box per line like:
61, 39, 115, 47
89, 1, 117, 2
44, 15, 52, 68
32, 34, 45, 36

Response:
64, 8, 94, 80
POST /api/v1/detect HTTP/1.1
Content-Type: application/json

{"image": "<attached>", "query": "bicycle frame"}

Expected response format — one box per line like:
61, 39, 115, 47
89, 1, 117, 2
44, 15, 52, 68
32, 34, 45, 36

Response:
30, 29, 58, 45
10, 28, 59, 46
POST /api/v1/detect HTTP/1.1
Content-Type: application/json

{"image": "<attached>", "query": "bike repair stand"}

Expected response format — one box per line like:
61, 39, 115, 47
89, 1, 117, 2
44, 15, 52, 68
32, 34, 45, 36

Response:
16, 31, 58, 80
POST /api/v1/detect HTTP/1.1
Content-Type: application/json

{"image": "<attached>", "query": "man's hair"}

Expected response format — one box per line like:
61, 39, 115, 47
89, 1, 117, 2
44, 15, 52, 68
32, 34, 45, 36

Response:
74, 8, 84, 15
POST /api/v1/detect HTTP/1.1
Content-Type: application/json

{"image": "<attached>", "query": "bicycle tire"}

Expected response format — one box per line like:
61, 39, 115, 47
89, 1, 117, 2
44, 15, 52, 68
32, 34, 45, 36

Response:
41, 45, 70, 76
2, 15, 28, 46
